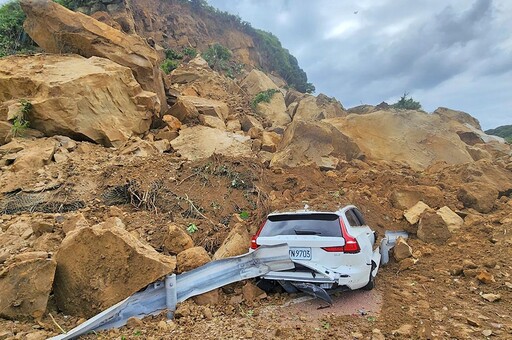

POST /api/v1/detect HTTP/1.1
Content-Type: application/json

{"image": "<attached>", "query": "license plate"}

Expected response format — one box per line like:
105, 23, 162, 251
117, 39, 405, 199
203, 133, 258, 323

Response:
289, 247, 312, 260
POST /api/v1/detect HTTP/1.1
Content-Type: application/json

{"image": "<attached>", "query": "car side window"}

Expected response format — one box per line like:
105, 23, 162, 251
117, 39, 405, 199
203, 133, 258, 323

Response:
345, 210, 361, 227
353, 208, 367, 226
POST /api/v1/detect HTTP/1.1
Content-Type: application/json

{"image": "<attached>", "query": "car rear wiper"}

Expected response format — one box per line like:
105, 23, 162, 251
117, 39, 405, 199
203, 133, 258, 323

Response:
294, 229, 321, 235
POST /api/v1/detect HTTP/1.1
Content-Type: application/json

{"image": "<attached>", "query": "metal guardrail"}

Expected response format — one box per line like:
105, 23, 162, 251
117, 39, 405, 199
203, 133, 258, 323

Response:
380, 230, 408, 264
48, 244, 294, 340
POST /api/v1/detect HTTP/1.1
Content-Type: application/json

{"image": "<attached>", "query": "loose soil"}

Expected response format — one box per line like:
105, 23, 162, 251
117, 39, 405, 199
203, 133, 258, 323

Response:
1, 143, 511, 339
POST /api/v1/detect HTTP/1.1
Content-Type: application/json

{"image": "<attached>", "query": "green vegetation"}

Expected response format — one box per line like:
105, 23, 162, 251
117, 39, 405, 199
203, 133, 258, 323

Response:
161, 47, 198, 74
161, 48, 183, 74
251, 29, 315, 93
164, 48, 183, 60
160, 58, 179, 74
0, 0, 37, 57
202, 43, 232, 70
179, 0, 314, 93
182, 46, 197, 58
485, 125, 512, 143
251, 89, 279, 109
10, 99, 32, 137
239, 211, 250, 220
201, 43, 243, 78
186, 223, 198, 234
391, 92, 422, 110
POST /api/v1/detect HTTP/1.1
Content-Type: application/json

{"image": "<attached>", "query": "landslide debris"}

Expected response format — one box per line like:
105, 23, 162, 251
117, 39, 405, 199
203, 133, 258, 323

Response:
0, 0, 511, 339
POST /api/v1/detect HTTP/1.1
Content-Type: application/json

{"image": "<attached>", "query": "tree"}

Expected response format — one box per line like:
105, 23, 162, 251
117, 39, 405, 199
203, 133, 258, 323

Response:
0, 0, 36, 57
391, 92, 422, 110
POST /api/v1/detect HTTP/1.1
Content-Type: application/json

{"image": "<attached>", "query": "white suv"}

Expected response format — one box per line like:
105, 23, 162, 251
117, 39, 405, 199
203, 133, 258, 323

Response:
250, 205, 381, 293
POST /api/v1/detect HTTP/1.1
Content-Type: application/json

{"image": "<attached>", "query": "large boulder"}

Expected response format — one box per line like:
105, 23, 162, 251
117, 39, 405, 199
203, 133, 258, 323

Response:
390, 185, 445, 210
271, 120, 361, 169
436, 206, 464, 232
254, 92, 291, 127
213, 224, 251, 260
433, 107, 481, 130
404, 201, 432, 225
177, 246, 211, 273
292, 94, 346, 122
457, 184, 498, 214
0, 55, 157, 147
20, 0, 167, 114
171, 126, 252, 161
168, 96, 229, 123
163, 224, 194, 254
0, 257, 56, 320
53, 219, 176, 318
240, 69, 279, 96
417, 211, 452, 245
0, 138, 58, 193
326, 110, 482, 170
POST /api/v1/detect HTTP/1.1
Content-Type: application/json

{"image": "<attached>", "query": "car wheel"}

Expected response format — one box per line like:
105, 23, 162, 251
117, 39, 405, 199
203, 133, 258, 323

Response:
362, 261, 376, 291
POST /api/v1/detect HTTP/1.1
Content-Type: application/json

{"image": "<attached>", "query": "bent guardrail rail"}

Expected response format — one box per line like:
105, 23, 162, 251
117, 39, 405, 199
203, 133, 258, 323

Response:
380, 230, 408, 265
48, 244, 294, 340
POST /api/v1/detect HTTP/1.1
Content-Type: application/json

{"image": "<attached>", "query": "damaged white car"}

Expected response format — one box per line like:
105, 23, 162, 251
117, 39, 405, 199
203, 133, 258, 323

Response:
250, 205, 381, 303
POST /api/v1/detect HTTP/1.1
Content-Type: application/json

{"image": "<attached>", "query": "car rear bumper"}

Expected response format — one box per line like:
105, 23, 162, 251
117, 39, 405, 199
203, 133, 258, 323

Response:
261, 261, 373, 290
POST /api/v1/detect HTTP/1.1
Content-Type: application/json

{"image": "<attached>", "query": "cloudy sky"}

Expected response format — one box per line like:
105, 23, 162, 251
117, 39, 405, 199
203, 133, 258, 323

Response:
208, 0, 511, 130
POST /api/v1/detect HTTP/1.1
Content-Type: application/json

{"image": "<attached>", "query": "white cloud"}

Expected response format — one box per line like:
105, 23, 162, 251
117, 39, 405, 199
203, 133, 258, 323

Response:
209, 0, 512, 129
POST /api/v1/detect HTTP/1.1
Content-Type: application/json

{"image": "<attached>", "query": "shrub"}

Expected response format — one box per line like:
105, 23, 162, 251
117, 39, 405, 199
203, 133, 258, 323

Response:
164, 48, 183, 60
251, 89, 279, 109
391, 92, 422, 110
0, 0, 36, 57
9, 99, 32, 137
161, 59, 179, 74
202, 43, 232, 70
182, 46, 197, 58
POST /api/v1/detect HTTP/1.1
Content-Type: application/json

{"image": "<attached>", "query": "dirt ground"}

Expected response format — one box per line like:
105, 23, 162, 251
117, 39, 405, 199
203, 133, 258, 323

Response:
1, 142, 511, 339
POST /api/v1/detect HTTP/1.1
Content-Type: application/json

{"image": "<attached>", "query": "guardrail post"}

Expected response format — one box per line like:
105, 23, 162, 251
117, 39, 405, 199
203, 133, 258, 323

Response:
165, 274, 177, 319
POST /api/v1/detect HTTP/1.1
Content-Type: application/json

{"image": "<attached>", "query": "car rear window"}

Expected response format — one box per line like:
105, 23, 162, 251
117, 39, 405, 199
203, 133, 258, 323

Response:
260, 213, 341, 237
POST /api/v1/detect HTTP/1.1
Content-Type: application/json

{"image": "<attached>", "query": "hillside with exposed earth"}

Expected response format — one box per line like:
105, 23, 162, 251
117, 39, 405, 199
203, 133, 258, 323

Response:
0, 0, 511, 339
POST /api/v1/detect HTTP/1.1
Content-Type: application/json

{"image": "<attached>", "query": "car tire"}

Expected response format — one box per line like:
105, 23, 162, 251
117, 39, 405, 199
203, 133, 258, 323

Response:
362, 261, 376, 291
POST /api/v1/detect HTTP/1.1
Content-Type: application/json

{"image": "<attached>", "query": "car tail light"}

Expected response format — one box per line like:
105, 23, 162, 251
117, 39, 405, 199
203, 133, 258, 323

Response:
250, 221, 266, 250
321, 246, 345, 252
340, 217, 361, 253
322, 218, 361, 253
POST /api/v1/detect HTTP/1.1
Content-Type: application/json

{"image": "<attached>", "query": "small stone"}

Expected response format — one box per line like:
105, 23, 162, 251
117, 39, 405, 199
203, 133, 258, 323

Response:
450, 266, 463, 276
326, 170, 338, 178
504, 282, 512, 289
167, 320, 176, 331
242, 282, 267, 302
392, 324, 413, 336
399, 257, 417, 271
203, 307, 213, 320
467, 318, 480, 327
351, 332, 363, 339
481, 293, 501, 302
462, 259, 478, 269
476, 270, 495, 284
157, 320, 168, 331
482, 329, 492, 337
126, 317, 143, 328
371, 328, 385, 340
193, 289, 219, 305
